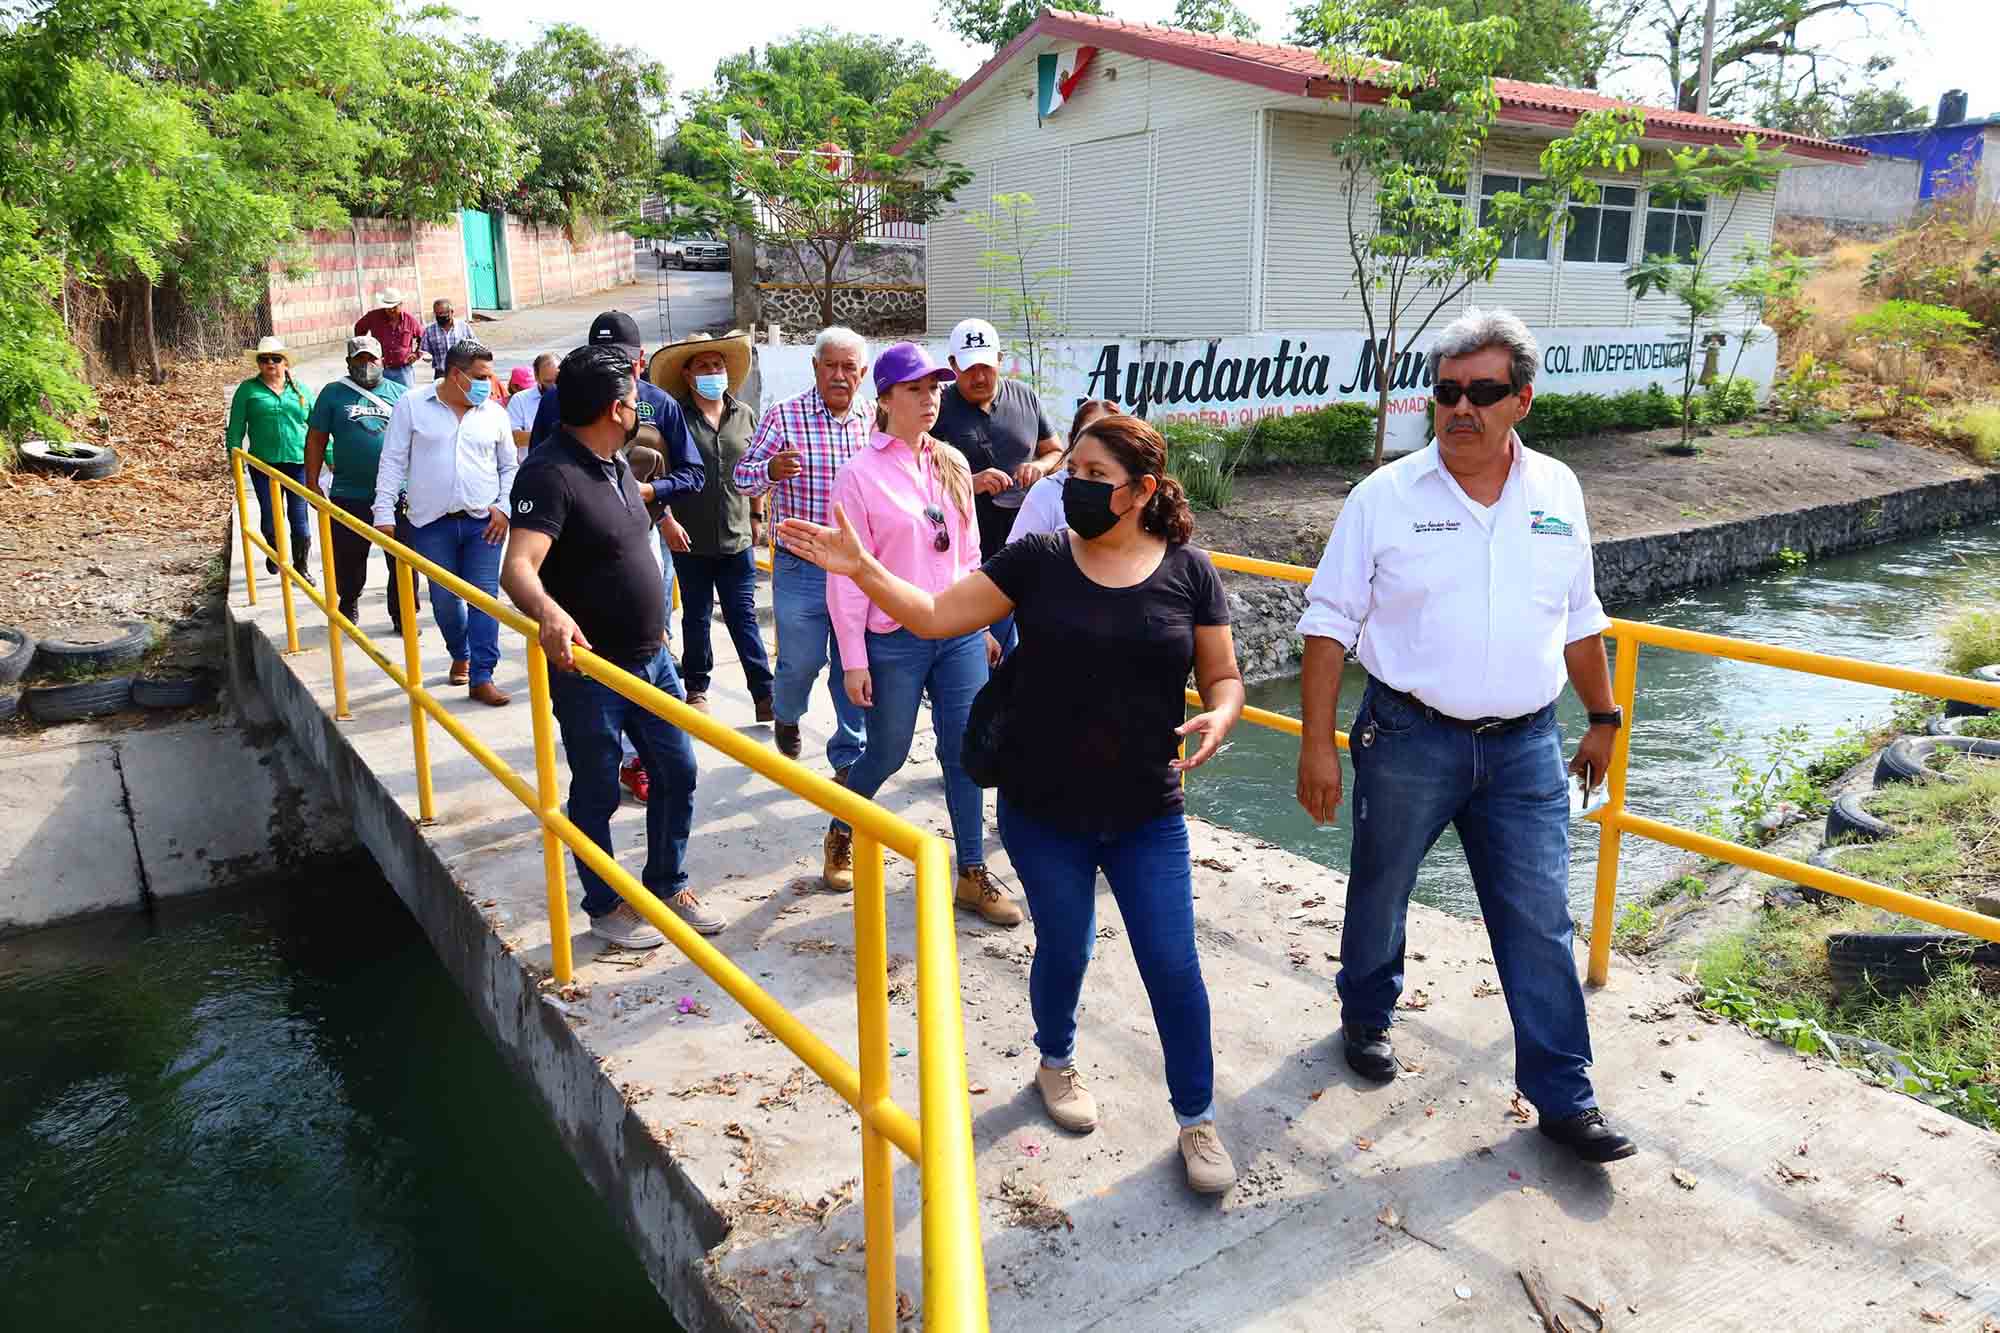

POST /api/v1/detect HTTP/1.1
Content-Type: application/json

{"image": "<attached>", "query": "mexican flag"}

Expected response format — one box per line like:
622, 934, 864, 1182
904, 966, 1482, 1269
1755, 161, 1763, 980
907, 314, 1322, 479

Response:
1037, 46, 1098, 122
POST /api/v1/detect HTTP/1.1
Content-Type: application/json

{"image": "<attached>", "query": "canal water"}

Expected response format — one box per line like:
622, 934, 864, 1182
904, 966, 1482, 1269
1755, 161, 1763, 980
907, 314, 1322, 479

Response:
0, 866, 682, 1333
1187, 520, 2000, 917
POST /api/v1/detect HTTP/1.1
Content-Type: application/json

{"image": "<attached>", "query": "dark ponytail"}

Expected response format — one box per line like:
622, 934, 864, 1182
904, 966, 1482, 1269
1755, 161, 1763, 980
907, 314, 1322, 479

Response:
1075, 413, 1196, 545
1144, 472, 1196, 545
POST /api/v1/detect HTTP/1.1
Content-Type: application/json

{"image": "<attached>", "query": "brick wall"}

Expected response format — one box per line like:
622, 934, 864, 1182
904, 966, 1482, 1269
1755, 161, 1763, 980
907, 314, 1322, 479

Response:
506, 219, 636, 309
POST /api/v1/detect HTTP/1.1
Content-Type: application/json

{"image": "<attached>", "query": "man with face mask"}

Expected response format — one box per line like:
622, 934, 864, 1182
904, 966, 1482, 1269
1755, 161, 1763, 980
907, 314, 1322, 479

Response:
304, 334, 413, 631
422, 298, 471, 380
374, 339, 518, 706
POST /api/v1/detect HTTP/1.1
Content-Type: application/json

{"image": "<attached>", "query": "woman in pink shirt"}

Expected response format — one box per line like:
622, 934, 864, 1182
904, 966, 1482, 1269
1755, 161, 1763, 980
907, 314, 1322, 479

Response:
820, 342, 1021, 927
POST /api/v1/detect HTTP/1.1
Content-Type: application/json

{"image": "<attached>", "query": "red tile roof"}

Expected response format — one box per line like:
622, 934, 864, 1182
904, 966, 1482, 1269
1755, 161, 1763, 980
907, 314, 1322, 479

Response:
904, 10, 1866, 165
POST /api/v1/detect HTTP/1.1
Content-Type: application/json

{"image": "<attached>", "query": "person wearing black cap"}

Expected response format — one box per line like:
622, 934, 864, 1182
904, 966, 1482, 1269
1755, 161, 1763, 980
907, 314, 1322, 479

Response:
501, 344, 724, 947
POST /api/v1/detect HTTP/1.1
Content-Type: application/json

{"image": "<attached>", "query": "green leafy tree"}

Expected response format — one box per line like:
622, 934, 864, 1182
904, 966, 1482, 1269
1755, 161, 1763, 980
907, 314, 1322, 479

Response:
1173, 0, 1261, 40
1606, 0, 1915, 117
939, 0, 1112, 51
1313, 1, 1646, 465
1290, 0, 1610, 87
1721, 243, 1806, 384
351, 23, 531, 224
1840, 84, 1930, 135
965, 192, 1070, 398
1848, 299, 1981, 418
1623, 136, 1787, 450
715, 29, 959, 128
0, 205, 93, 452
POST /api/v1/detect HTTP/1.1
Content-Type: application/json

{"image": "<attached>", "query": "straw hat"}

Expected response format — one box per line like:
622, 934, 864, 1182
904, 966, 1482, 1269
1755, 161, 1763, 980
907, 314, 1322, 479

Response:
246, 335, 290, 367
374, 286, 403, 308
650, 330, 752, 399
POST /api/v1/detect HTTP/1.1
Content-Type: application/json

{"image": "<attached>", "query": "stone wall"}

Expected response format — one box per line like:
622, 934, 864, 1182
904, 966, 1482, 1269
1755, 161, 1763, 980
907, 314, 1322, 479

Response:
753, 283, 926, 339
755, 242, 925, 287
1225, 471, 2000, 682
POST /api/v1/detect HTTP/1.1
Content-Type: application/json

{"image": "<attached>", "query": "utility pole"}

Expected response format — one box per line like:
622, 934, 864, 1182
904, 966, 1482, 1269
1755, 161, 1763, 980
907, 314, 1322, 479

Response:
1695, 0, 1719, 114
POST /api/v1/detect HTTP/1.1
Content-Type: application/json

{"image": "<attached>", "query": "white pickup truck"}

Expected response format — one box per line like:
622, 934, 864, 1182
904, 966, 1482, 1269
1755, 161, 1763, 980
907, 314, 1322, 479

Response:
662, 235, 731, 271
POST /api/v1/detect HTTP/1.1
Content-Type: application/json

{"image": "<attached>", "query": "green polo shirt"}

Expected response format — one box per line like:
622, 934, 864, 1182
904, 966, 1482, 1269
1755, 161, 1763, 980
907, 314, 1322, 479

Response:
307, 378, 407, 501
226, 375, 313, 465
668, 393, 759, 557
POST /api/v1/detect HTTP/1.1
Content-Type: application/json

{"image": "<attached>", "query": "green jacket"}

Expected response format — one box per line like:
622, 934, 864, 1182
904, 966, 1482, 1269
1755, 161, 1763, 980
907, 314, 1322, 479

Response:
669, 392, 759, 557
227, 374, 313, 465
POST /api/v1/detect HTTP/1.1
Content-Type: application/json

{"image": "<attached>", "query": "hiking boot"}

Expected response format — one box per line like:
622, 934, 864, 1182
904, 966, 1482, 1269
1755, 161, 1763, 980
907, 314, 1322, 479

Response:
775, 721, 802, 759
666, 889, 726, 936
834, 765, 852, 788
619, 757, 651, 805
822, 825, 854, 893
590, 902, 664, 950
1538, 1108, 1637, 1163
1035, 1064, 1099, 1134
338, 598, 359, 623
1178, 1122, 1237, 1195
469, 681, 510, 707
755, 695, 775, 723
448, 658, 470, 686
955, 865, 1024, 927
685, 690, 709, 713
1343, 1025, 1396, 1083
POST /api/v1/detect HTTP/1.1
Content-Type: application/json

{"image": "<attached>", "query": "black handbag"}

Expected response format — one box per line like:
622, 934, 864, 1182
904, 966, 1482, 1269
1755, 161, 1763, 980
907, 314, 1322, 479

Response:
961, 642, 1023, 789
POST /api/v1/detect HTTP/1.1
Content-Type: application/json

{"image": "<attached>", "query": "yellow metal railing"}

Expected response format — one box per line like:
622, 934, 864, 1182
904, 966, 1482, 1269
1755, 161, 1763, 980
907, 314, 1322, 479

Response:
1197, 549, 2000, 986
230, 450, 987, 1332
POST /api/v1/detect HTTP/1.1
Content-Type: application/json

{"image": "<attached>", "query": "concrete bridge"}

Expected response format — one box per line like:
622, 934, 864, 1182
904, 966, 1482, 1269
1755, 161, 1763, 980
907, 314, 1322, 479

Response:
222, 516, 2000, 1332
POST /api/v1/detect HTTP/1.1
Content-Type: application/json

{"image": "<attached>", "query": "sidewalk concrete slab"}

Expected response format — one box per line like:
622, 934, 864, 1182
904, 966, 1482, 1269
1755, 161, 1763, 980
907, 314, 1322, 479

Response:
0, 737, 142, 931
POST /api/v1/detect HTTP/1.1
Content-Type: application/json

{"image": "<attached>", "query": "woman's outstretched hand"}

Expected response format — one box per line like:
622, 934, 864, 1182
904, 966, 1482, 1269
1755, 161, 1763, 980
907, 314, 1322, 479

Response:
777, 504, 867, 577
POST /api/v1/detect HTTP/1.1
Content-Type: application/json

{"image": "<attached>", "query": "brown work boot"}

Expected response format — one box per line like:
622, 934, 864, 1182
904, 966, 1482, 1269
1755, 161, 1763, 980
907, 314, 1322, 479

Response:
955, 865, 1024, 927
448, 658, 470, 686
1178, 1122, 1237, 1195
755, 695, 775, 723
684, 690, 709, 713
469, 681, 510, 707
1035, 1063, 1099, 1134
775, 721, 802, 759
822, 824, 854, 893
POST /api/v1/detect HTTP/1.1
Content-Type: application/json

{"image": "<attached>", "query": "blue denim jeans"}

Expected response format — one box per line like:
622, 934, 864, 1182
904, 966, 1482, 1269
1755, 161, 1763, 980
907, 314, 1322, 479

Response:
383, 365, 414, 387
999, 800, 1214, 1124
771, 551, 865, 771
1339, 680, 1595, 1118
990, 612, 1018, 658
676, 549, 772, 701
833, 628, 987, 871
251, 460, 311, 573
548, 647, 698, 918
402, 512, 503, 686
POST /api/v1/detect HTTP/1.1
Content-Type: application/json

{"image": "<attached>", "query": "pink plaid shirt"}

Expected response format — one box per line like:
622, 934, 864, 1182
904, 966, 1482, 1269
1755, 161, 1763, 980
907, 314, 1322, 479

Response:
732, 386, 872, 529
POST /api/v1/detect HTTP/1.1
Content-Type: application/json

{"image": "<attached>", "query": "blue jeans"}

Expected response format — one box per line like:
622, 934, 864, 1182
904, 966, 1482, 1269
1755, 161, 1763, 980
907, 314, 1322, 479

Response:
1339, 681, 1595, 1118
999, 800, 1214, 1124
383, 365, 414, 387
402, 512, 503, 686
991, 612, 1018, 657
251, 460, 311, 572
676, 549, 773, 701
834, 628, 986, 871
771, 551, 865, 771
549, 647, 698, 918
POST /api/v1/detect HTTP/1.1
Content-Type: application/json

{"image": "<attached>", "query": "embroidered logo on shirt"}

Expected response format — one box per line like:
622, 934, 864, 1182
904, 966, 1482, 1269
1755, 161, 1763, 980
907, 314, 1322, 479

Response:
516, 499, 534, 514
1528, 510, 1575, 537
1412, 519, 1462, 534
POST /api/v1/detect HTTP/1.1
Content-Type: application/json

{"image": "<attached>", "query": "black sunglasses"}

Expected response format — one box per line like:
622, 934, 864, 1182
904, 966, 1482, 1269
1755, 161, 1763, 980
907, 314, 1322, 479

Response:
256, 354, 285, 365
1433, 379, 1516, 408
923, 504, 950, 553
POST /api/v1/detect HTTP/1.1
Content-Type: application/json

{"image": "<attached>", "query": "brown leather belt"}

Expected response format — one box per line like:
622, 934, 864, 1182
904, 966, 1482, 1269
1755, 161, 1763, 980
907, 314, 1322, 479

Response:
1373, 682, 1543, 734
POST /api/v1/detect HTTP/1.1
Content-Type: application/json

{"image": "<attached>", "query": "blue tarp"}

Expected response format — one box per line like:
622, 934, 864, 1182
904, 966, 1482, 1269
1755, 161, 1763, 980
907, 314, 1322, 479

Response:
1837, 123, 1997, 199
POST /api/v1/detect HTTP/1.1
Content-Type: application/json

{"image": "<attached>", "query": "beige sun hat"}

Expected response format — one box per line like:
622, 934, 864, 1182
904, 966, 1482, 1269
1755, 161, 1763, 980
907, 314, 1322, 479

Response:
246, 335, 290, 366
374, 286, 403, 307
649, 330, 752, 399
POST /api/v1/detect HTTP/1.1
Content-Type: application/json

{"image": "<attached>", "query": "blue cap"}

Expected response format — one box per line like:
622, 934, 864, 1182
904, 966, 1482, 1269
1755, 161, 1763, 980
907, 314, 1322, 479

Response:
872, 341, 956, 397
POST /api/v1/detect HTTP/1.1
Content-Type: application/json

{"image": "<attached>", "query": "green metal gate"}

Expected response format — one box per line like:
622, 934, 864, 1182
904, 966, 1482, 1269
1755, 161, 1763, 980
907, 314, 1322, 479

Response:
461, 209, 499, 310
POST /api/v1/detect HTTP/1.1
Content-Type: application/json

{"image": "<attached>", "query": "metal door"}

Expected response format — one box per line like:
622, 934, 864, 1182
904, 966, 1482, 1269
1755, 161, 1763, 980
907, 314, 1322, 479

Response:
461, 209, 499, 309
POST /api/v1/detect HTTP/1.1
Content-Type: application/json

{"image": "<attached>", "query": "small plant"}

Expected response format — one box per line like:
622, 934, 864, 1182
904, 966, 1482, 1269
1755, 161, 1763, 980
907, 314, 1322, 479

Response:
1889, 691, 1945, 734
1239, 403, 1375, 466
1160, 422, 1249, 510
1612, 901, 1657, 950
1959, 714, 2000, 740
1848, 300, 1982, 417
966, 192, 1071, 400
1928, 401, 2000, 464
1776, 547, 1807, 570
1770, 353, 1842, 424
1941, 608, 2000, 676
1700, 721, 1840, 843
1694, 376, 1759, 426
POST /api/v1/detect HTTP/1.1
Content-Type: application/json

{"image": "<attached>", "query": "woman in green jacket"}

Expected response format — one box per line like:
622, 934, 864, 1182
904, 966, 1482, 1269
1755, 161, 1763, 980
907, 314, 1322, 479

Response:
227, 335, 315, 576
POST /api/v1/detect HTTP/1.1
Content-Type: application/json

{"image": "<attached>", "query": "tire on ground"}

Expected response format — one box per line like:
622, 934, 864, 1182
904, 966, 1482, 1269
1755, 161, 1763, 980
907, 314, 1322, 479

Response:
1825, 791, 1894, 845
132, 671, 218, 709
0, 690, 18, 724
19, 439, 120, 480
1826, 931, 2000, 998
1942, 663, 2000, 719
1873, 734, 2000, 786
24, 675, 135, 723
0, 625, 34, 684
32, 620, 152, 675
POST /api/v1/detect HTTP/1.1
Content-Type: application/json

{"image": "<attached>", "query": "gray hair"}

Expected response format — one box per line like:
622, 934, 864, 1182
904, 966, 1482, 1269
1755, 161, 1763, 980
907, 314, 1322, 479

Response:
1428, 306, 1540, 390
812, 325, 868, 363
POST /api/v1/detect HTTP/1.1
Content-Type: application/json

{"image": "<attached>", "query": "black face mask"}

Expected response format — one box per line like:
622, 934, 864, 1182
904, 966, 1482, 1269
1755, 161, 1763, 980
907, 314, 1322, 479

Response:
1062, 477, 1126, 540
622, 404, 640, 445
349, 360, 383, 389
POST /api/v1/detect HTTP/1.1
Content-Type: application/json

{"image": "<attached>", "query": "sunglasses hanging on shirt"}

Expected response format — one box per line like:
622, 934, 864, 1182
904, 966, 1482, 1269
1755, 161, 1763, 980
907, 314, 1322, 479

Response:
923, 504, 951, 552
1433, 379, 1517, 408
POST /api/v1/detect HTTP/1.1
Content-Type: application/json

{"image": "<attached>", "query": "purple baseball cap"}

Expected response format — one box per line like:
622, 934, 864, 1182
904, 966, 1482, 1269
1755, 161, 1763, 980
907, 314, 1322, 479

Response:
872, 341, 956, 396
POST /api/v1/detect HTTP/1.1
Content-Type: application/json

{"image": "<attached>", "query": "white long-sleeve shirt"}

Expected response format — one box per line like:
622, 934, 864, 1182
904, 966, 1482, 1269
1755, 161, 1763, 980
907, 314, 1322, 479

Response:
1006, 472, 1067, 544
374, 385, 518, 528
1296, 435, 1610, 721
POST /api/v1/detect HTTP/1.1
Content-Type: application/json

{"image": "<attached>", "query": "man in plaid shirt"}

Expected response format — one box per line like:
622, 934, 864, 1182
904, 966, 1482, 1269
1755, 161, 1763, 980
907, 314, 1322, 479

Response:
422, 298, 471, 379
733, 326, 872, 773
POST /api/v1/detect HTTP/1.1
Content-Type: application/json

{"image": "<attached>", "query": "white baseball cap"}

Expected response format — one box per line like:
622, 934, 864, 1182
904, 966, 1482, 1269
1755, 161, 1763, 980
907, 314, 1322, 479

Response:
949, 317, 1001, 370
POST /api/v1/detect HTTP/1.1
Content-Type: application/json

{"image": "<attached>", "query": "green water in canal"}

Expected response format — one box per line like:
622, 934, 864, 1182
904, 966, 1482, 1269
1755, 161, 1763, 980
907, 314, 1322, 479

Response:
1185, 520, 2000, 917
0, 868, 682, 1333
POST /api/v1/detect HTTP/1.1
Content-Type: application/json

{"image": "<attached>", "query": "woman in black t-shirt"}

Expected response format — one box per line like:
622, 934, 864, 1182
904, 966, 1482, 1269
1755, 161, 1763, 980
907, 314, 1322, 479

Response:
778, 414, 1246, 1196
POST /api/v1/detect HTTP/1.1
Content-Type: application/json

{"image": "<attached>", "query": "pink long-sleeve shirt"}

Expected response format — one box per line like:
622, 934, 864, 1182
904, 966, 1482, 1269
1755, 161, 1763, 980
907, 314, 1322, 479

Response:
828, 430, 981, 668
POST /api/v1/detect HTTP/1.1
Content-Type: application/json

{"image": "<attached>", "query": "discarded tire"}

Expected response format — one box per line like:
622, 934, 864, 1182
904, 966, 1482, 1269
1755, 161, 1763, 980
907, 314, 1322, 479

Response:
18, 439, 120, 480
32, 620, 151, 675
1827, 931, 2000, 998
0, 625, 34, 684
23, 675, 135, 723
1825, 791, 1894, 845
132, 670, 217, 709
1873, 734, 2000, 787
0, 690, 17, 724
1942, 663, 2000, 719
1928, 714, 2000, 738
1799, 844, 1855, 906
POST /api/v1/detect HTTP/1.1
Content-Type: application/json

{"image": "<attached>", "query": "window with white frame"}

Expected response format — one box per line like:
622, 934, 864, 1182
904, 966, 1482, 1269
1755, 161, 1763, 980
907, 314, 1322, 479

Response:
1563, 185, 1637, 265
1478, 173, 1549, 261
1642, 190, 1707, 261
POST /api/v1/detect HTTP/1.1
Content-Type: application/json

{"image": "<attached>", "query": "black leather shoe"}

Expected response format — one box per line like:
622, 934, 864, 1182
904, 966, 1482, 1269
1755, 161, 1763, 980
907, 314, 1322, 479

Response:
775, 722, 802, 759
1342, 1025, 1396, 1082
1538, 1108, 1637, 1163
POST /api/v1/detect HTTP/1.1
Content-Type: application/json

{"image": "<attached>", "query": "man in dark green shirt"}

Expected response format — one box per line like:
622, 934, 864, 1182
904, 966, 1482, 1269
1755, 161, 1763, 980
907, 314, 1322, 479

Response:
305, 335, 413, 629
655, 331, 773, 716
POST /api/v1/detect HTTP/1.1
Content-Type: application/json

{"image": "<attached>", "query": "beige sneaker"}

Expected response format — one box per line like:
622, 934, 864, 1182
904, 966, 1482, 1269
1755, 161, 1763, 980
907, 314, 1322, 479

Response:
667, 889, 725, 936
1178, 1122, 1237, 1195
822, 825, 854, 893
1035, 1063, 1099, 1134
955, 865, 1024, 926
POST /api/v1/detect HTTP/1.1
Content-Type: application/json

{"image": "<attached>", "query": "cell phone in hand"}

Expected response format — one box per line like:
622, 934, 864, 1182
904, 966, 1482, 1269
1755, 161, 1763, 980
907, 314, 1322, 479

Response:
1568, 772, 1609, 819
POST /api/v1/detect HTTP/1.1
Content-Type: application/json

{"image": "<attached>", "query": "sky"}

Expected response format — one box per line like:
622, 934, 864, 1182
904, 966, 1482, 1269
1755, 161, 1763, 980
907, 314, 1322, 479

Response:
465, 0, 2000, 127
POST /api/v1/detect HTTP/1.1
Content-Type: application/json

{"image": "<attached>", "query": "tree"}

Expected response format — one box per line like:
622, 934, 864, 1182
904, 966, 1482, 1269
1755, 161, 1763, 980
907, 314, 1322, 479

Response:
1290, 0, 1610, 87
715, 29, 959, 128
1316, 2, 1646, 466
1840, 84, 1928, 135
939, 0, 1112, 52
965, 193, 1070, 397
1604, 0, 1914, 118
1173, 0, 1261, 40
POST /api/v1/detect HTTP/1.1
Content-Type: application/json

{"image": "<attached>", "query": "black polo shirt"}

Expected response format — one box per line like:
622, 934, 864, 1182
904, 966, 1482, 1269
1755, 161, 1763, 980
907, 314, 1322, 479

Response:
932, 379, 1055, 559
509, 431, 664, 668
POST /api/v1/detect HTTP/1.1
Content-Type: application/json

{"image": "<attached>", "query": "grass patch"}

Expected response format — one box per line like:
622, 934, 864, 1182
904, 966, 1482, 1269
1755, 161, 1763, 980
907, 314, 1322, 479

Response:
1612, 901, 1658, 951
1958, 713, 2000, 740
1942, 607, 2000, 676
1930, 401, 2000, 463
1833, 765, 2000, 903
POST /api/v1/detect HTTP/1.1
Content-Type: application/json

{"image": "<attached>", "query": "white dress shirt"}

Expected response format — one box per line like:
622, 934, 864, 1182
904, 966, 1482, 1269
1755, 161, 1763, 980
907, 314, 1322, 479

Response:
1006, 472, 1067, 544
374, 385, 518, 528
506, 385, 543, 435
1297, 434, 1610, 721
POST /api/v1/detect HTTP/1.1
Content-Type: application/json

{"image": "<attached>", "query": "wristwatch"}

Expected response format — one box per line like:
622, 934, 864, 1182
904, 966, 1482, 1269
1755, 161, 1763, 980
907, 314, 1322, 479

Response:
1587, 707, 1624, 730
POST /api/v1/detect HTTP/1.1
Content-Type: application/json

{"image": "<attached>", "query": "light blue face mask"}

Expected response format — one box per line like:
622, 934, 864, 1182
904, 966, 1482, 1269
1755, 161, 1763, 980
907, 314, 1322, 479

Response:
692, 372, 729, 401
464, 377, 491, 406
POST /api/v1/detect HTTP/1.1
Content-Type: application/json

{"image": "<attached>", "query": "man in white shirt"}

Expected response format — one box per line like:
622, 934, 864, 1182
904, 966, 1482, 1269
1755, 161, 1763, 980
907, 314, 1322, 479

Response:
375, 339, 519, 707
1294, 307, 1634, 1164
507, 352, 557, 449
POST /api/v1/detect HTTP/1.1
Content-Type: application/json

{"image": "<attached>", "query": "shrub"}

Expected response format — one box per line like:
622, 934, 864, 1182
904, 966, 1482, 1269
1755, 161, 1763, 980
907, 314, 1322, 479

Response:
1941, 608, 2000, 676
1694, 376, 1760, 425
1929, 401, 2000, 463
1239, 402, 1376, 466
1849, 299, 1982, 415
1522, 383, 1682, 446
1772, 353, 1843, 423
1160, 421, 1249, 510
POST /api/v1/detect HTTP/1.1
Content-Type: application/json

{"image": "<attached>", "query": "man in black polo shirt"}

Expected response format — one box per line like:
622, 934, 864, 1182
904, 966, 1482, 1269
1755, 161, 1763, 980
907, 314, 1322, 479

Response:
501, 346, 726, 948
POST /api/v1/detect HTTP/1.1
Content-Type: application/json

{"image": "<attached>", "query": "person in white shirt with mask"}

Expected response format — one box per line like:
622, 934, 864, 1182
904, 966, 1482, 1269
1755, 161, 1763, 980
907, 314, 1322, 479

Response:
1293, 306, 1635, 1165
